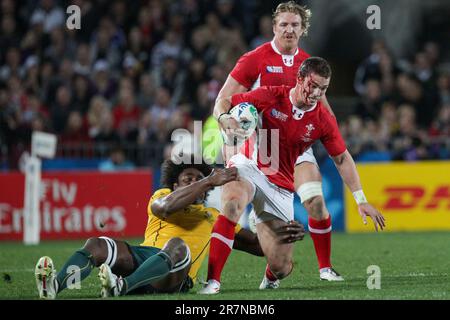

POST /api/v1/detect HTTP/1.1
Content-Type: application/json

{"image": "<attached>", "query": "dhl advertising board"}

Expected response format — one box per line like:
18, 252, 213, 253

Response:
345, 161, 450, 232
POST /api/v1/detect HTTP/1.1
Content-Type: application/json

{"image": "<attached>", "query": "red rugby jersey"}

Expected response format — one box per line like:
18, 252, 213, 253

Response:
231, 85, 346, 192
230, 41, 310, 160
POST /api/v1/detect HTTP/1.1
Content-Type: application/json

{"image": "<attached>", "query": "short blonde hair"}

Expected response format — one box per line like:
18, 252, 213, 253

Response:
272, 1, 311, 36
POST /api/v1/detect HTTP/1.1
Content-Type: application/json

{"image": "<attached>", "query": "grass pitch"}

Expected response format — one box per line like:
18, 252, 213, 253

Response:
1, 232, 449, 300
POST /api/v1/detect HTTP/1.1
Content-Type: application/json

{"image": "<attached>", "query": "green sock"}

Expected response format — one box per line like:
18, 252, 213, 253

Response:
123, 252, 172, 294
56, 249, 95, 293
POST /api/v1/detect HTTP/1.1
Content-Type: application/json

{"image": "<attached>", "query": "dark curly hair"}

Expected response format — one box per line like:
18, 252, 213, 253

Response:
160, 156, 213, 190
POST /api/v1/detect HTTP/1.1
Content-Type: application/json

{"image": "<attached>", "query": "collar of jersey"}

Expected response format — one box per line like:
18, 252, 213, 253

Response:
271, 40, 299, 57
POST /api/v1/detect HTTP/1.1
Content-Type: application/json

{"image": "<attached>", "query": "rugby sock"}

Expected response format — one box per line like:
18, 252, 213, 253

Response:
207, 215, 236, 283
56, 249, 94, 292
122, 252, 172, 294
265, 264, 278, 281
308, 216, 332, 270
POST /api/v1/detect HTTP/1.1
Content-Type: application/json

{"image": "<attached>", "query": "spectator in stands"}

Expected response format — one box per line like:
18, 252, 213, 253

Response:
390, 104, 429, 161
91, 60, 117, 101
0, 46, 22, 82
98, 145, 135, 171
149, 86, 175, 135
30, 0, 65, 34
437, 72, 450, 106
73, 43, 92, 77
136, 73, 156, 109
93, 109, 121, 147
190, 83, 212, 122
126, 26, 151, 70
50, 85, 74, 134
90, 16, 125, 71
0, 14, 20, 58
250, 15, 273, 50
354, 79, 384, 121
151, 30, 183, 71
72, 74, 95, 114
112, 87, 141, 138
44, 27, 76, 66
395, 72, 438, 127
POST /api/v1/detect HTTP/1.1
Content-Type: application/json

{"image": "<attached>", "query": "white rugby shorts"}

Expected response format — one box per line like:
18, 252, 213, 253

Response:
228, 153, 294, 224
295, 146, 318, 167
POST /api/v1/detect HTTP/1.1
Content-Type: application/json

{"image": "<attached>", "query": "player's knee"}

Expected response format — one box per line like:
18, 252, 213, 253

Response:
304, 196, 328, 220
268, 260, 293, 280
222, 199, 242, 222
83, 237, 107, 265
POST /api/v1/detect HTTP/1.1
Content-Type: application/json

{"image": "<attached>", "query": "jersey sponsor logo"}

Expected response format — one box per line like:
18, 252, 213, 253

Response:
266, 66, 283, 73
270, 108, 288, 121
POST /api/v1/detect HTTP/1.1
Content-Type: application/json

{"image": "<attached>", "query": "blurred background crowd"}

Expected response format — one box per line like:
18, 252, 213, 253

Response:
0, 0, 449, 171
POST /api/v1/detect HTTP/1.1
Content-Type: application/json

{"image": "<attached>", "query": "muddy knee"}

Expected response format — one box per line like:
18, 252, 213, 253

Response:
303, 195, 328, 220
83, 237, 108, 266
161, 237, 191, 270
267, 260, 293, 280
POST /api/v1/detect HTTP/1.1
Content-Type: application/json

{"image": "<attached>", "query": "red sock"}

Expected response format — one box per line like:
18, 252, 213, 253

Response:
265, 264, 278, 281
308, 216, 332, 270
207, 215, 236, 282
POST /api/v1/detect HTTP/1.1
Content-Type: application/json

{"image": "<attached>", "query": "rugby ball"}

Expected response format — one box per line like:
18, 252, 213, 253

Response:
223, 102, 258, 146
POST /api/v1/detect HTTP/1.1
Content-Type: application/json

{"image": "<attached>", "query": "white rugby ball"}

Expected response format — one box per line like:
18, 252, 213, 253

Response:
223, 102, 258, 146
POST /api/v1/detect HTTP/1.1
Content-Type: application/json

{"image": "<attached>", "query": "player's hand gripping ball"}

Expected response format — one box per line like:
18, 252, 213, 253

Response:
222, 102, 258, 146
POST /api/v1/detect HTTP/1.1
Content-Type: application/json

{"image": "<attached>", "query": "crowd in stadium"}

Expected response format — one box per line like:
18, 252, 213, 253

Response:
0, 0, 449, 170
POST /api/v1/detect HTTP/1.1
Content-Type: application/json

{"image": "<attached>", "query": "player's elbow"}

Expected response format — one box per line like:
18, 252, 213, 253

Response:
332, 150, 349, 166
151, 200, 170, 219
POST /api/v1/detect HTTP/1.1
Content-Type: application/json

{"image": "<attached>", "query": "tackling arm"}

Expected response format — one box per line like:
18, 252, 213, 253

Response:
233, 221, 306, 256
151, 168, 238, 219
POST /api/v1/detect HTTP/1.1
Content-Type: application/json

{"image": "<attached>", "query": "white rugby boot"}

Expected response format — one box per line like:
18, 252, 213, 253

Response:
98, 263, 124, 297
198, 279, 220, 294
319, 267, 344, 281
259, 275, 280, 289
35, 256, 58, 299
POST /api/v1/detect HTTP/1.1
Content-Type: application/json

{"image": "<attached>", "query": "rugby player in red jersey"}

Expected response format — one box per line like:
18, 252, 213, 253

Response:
199, 57, 385, 294
207, 1, 343, 289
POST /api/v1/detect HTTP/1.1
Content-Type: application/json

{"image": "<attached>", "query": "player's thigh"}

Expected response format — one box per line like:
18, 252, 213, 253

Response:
256, 218, 294, 271
83, 236, 135, 275
294, 161, 322, 189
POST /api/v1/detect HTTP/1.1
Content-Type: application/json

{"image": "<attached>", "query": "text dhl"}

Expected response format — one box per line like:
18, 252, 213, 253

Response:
383, 185, 450, 210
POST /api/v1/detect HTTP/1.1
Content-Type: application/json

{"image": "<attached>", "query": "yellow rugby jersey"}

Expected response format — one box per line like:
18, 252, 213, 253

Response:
141, 188, 241, 282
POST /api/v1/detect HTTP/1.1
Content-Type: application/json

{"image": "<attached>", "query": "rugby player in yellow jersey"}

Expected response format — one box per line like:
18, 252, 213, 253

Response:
34, 158, 305, 299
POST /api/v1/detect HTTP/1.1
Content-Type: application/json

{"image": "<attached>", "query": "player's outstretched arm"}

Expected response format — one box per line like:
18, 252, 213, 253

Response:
151, 168, 238, 218
331, 150, 386, 231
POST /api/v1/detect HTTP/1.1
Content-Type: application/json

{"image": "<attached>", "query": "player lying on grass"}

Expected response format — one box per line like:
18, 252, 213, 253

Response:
199, 56, 386, 294
34, 157, 305, 299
